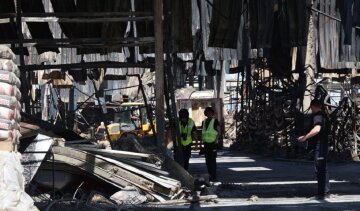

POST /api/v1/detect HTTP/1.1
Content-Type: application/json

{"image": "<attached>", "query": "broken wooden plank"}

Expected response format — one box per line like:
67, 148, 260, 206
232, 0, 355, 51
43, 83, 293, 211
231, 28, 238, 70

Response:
50, 156, 166, 202
72, 146, 153, 160
19, 122, 39, 139
76, 147, 188, 190
52, 147, 154, 189
121, 159, 170, 176
51, 154, 130, 188
38, 160, 164, 202
73, 146, 169, 175
99, 155, 181, 190
98, 155, 180, 196
52, 146, 176, 197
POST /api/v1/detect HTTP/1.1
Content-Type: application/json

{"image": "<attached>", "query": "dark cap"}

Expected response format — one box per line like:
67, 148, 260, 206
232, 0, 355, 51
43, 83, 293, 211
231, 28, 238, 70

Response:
310, 99, 323, 106
179, 109, 189, 118
204, 107, 215, 115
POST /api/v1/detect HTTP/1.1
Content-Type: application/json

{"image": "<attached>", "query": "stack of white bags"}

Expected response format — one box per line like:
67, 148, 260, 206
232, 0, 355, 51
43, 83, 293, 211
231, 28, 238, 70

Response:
0, 45, 38, 211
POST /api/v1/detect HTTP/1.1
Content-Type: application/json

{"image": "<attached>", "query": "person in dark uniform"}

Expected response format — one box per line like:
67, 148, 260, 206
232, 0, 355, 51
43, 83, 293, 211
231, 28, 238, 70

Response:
299, 99, 330, 199
178, 109, 197, 171
201, 107, 221, 182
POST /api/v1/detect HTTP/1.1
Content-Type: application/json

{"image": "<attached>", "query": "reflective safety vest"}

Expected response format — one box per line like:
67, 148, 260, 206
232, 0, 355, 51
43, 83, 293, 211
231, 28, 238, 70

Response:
179, 118, 195, 146
202, 118, 218, 143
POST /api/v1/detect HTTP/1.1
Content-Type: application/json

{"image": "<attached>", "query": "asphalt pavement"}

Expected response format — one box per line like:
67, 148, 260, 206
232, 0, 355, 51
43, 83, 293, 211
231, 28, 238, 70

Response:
188, 150, 360, 210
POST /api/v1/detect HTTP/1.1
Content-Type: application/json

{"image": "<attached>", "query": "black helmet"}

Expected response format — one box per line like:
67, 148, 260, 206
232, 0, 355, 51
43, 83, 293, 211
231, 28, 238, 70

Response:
310, 99, 323, 107
179, 109, 189, 119
204, 107, 215, 116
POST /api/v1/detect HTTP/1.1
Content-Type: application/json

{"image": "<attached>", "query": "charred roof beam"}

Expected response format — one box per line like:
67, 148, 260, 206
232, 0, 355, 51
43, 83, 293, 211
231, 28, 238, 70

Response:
0, 12, 153, 18
22, 61, 154, 71
0, 37, 155, 45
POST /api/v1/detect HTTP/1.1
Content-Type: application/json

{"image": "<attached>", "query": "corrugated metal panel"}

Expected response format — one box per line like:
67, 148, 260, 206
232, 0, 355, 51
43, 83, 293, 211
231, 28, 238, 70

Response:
200, 0, 242, 60
170, 0, 193, 53
208, 0, 242, 48
317, 0, 360, 69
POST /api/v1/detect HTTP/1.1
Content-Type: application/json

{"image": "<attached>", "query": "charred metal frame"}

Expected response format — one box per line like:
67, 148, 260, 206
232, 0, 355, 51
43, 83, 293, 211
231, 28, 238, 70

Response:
0, 0, 167, 147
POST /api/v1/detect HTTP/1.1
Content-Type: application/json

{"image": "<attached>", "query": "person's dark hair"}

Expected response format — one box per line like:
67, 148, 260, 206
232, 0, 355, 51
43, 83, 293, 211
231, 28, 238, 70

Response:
179, 109, 189, 119
310, 99, 323, 107
204, 107, 215, 116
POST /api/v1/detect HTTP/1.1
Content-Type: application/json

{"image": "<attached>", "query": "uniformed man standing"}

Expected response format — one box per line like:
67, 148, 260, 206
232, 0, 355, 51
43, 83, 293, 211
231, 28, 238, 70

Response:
299, 99, 330, 199
201, 107, 221, 182
178, 109, 196, 171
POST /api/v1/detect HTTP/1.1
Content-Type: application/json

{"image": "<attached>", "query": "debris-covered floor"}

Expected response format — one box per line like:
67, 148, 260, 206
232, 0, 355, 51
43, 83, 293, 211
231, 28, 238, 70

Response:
20, 132, 196, 210
190, 150, 360, 210
18, 127, 360, 211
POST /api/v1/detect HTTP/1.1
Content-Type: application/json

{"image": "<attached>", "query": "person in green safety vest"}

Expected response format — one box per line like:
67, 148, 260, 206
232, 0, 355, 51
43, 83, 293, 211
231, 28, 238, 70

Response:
201, 107, 221, 182
178, 109, 197, 171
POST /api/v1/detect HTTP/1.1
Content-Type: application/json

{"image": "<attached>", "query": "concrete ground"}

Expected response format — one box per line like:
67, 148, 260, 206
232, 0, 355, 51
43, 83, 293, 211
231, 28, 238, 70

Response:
188, 150, 360, 210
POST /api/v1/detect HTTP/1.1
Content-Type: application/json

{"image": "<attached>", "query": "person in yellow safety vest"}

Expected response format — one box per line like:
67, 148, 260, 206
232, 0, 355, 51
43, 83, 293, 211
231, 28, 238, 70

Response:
178, 109, 197, 171
201, 107, 221, 182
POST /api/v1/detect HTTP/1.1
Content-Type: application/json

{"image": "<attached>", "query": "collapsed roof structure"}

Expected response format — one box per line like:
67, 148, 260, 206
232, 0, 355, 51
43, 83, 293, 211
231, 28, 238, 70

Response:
1, 0, 360, 209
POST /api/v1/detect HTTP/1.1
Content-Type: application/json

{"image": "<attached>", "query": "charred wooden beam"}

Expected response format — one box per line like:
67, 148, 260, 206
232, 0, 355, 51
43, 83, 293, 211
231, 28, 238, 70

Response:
51, 146, 179, 197
19, 122, 39, 139
69, 146, 152, 160
154, 0, 165, 149
0, 37, 155, 45
0, 16, 153, 23
0, 12, 153, 18
16, 0, 31, 114
22, 61, 154, 71
32, 42, 153, 48
20, 16, 154, 23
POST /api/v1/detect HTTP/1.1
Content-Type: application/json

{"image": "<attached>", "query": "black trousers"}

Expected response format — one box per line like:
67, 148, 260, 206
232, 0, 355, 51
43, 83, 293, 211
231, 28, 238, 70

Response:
314, 141, 330, 195
204, 142, 217, 180
183, 144, 192, 171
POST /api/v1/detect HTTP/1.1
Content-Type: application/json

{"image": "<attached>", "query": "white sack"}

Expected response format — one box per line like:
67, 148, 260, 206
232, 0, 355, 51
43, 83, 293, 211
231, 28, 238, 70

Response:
0, 46, 16, 61
0, 83, 21, 100
0, 107, 20, 122
0, 71, 21, 88
0, 152, 38, 211
0, 130, 16, 142
0, 95, 21, 110
0, 119, 19, 130
0, 129, 20, 144
0, 59, 20, 77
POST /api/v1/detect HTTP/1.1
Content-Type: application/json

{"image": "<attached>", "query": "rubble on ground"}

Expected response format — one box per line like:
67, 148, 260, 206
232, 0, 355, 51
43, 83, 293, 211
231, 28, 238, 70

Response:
21, 131, 204, 210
